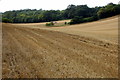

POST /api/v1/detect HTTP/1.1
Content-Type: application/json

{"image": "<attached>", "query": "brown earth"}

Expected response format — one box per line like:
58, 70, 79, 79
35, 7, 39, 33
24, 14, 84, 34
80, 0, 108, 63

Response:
2, 16, 118, 78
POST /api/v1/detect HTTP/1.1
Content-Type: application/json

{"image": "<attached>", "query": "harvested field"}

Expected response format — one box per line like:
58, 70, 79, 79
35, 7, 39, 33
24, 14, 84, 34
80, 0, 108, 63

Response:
2, 16, 118, 78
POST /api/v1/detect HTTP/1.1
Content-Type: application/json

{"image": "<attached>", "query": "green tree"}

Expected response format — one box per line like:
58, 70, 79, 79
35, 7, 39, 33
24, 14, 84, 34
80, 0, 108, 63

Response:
2, 18, 13, 23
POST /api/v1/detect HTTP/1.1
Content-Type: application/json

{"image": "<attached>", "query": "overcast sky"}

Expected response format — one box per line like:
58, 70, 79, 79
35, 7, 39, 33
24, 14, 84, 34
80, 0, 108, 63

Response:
0, 0, 119, 12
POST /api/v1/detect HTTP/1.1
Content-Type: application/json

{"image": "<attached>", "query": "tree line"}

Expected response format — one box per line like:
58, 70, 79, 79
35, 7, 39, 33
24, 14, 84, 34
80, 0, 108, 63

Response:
2, 3, 120, 24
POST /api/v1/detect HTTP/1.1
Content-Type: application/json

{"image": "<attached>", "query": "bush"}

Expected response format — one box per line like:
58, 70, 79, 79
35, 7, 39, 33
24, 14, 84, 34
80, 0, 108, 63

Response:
2, 18, 13, 23
46, 22, 54, 26
64, 22, 67, 25
69, 16, 83, 24
69, 15, 99, 25
82, 16, 99, 22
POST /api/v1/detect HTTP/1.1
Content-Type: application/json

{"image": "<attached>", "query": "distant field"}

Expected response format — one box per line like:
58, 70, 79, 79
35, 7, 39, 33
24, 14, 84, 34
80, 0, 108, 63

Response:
13, 16, 118, 44
2, 16, 118, 78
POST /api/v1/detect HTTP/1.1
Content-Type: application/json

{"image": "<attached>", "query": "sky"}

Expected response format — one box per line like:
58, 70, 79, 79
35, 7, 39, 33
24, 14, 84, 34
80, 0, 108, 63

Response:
0, 0, 120, 12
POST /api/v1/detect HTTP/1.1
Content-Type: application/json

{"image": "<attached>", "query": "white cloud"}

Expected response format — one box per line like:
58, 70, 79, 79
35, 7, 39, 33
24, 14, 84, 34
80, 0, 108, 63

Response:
0, 0, 119, 12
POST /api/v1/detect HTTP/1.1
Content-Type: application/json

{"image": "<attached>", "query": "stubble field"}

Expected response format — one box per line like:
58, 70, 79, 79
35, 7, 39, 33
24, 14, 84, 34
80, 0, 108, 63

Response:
2, 16, 118, 78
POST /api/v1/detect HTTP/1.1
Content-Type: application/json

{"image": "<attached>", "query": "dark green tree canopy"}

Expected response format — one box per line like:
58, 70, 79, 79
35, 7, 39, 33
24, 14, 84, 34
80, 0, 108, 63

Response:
2, 3, 120, 23
97, 3, 120, 18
